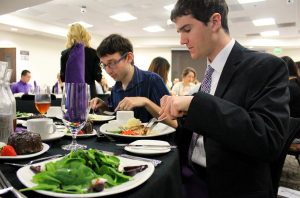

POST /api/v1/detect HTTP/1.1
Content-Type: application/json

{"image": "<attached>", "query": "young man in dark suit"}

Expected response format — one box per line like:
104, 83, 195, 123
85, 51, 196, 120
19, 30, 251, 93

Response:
159, 0, 290, 197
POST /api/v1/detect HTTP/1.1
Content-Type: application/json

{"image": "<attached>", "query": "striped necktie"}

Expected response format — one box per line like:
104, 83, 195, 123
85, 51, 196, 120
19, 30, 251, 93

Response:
188, 65, 214, 165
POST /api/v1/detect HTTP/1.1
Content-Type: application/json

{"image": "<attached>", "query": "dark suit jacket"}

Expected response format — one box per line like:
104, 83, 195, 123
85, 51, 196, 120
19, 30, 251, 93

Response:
60, 46, 102, 99
184, 42, 290, 198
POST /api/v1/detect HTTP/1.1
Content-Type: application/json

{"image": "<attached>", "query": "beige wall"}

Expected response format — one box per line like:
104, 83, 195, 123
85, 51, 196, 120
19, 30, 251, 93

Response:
0, 30, 173, 87
1, 29, 300, 88
0, 30, 64, 86
278, 49, 300, 62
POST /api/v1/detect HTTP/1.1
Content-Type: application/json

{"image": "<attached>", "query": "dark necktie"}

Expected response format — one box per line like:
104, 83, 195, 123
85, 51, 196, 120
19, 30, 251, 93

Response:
188, 65, 214, 165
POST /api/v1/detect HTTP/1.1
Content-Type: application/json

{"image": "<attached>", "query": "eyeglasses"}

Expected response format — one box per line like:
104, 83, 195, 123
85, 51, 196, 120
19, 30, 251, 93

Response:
99, 52, 128, 70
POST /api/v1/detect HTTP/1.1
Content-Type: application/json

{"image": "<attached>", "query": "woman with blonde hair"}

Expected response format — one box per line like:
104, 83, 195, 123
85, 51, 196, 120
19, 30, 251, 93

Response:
60, 23, 102, 98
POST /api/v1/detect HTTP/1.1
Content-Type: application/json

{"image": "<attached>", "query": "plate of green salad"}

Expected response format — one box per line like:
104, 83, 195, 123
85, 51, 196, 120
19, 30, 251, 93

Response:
17, 149, 154, 197
16, 112, 34, 119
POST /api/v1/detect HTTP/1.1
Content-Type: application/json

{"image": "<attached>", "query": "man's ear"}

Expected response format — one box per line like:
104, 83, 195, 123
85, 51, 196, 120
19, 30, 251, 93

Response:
127, 52, 134, 65
209, 13, 222, 32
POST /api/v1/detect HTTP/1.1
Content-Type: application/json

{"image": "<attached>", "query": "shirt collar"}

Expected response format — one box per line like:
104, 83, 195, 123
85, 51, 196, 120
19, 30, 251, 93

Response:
207, 38, 235, 73
19, 80, 27, 85
115, 66, 144, 91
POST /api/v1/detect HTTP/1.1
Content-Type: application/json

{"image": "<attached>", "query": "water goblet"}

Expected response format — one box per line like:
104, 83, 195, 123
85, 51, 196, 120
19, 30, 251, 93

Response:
61, 83, 90, 150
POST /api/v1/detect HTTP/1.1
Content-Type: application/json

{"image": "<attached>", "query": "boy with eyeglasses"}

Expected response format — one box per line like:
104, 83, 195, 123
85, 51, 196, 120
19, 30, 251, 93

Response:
90, 34, 177, 128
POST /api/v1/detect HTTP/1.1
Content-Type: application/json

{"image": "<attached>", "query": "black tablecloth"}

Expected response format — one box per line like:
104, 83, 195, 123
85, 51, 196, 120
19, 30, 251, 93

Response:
0, 133, 183, 198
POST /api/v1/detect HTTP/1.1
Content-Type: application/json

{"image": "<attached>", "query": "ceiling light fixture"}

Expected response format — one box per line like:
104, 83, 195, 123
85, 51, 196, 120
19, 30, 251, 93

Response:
253, 18, 275, 26
10, 27, 18, 31
164, 4, 175, 11
143, 25, 165, 33
110, 12, 137, 22
237, 0, 265, 4
260, 30, 280, 37
16, 7, 29, 12
69, 21, 93, 28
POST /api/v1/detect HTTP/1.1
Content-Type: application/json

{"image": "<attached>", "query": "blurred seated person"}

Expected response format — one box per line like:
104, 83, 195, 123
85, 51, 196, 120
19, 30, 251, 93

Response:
90, 34, 177, 128
11, 70, 33, 94
148, 56, 172, 90
101, 76, 110, 93
296, 61, 300, 77
281, 56, 300, 118
188, 83, 201, 95
52, 73, 64, 94
281, 56, 300, 149
96, 76, 110, 94
171, 77, 180, 89
172, 67, 197, 95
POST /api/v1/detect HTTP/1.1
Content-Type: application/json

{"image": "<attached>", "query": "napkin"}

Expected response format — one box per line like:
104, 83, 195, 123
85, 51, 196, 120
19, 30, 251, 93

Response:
63, 43, 88, 123
63, 83, 89, 123
65, 43, 85, 83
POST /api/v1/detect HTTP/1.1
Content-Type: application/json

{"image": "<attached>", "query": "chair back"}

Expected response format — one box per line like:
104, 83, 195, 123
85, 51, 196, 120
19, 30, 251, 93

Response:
20, 94, 34, 100
270, 117, 300, 196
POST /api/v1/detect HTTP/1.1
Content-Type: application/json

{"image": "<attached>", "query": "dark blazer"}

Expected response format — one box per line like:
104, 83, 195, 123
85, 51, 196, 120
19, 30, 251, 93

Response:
185, 42, 290, 198
60, 46, 102, 99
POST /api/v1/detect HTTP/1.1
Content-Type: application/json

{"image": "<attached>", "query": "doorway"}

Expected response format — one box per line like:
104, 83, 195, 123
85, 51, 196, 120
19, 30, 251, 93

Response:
0, 48, 16, 82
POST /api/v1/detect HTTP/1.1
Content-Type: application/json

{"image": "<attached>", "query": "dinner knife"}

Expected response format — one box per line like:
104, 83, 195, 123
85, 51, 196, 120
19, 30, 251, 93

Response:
116, 144, 177, 149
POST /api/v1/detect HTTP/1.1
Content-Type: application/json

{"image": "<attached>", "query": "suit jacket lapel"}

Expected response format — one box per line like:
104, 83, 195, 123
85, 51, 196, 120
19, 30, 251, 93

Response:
214, 42, 243, 98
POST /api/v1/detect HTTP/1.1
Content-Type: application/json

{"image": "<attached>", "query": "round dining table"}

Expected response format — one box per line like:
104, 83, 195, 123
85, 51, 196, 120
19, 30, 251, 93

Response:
0, 124, 184, 198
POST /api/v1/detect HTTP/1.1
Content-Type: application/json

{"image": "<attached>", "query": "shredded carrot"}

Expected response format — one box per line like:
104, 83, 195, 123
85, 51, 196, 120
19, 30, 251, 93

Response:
121, 130, 139, 136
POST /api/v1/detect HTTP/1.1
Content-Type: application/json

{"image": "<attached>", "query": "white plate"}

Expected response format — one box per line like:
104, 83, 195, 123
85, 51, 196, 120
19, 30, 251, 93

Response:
17, 119, 27, 126
88, 114, 115, 122
100, 122, 176, 138
42, 131, 66, 141
125, 140, 171, 155
17, 155, 155, 197
64, 129, 97, 138
16, 113, 34, 119
0, 143, 49, 160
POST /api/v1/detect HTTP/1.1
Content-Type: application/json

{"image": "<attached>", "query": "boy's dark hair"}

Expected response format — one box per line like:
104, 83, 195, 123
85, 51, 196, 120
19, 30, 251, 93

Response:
170, 0, 229, 34
96, 34, 133, 58
21, 70, 30, 76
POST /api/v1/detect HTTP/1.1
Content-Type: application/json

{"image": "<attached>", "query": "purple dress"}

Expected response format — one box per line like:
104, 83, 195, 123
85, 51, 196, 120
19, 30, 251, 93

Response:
11, 81, 32, 94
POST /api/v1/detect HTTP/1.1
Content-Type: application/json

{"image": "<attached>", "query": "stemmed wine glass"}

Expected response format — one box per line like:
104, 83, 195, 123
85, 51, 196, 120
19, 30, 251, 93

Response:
61, 83, 90, 150
35, 86, 51, 116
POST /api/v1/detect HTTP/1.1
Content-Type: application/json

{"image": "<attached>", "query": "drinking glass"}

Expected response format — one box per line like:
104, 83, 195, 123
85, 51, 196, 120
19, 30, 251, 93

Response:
35, 86, 51, 115
61, 83, 90, 150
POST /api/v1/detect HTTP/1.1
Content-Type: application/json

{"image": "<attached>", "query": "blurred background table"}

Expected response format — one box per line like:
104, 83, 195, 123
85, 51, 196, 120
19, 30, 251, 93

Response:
15, 95, 61, 114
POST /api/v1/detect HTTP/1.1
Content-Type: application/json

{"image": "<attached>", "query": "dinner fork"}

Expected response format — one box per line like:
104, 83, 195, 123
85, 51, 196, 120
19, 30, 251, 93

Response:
145, 118, 162, 132
103, 110, 115, 116
119, 154, 162, 167
4, 154, 63, 167
0, 170, 27, 198
97, 127, 116, 142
